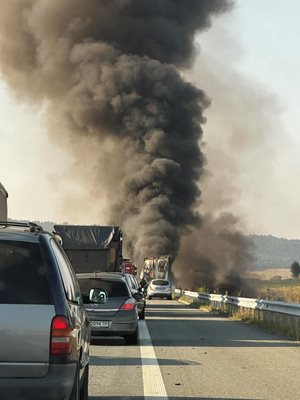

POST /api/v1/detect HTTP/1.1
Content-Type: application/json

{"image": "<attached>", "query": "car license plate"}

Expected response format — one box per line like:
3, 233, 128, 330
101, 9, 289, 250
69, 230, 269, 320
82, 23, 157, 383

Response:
90, 320, 109, 328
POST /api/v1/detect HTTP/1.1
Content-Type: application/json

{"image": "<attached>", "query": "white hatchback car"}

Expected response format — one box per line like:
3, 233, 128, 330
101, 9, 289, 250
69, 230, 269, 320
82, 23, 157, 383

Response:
147, 279, 172, 300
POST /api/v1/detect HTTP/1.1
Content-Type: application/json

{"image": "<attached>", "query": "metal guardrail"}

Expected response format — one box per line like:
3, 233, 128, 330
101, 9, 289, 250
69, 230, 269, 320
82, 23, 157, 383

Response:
175, 289, 300, 317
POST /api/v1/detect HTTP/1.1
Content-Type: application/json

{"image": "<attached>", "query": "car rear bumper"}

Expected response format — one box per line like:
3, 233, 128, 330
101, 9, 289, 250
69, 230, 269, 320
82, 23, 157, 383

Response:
148, 291, 172, 297
0, 363, 77, 400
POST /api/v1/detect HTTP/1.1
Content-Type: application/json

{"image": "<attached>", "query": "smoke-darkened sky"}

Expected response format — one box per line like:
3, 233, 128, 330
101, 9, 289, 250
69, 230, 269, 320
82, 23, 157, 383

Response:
0, 0, 299, 240
0, 0, 234, 269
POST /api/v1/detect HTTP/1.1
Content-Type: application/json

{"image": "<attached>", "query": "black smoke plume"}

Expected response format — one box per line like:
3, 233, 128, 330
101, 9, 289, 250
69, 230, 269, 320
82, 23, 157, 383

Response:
173, 213, 256, 296
0, 1, 239, 283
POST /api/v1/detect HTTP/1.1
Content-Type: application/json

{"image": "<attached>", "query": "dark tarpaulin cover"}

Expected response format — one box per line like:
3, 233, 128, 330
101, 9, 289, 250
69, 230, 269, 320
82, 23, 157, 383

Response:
54, 225, 122, 250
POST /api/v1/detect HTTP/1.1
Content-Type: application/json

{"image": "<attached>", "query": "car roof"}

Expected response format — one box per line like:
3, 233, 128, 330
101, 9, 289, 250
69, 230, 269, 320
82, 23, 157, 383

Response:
0, 230, 44, 243
76, 272, 126, 281
0, 221, 49, 243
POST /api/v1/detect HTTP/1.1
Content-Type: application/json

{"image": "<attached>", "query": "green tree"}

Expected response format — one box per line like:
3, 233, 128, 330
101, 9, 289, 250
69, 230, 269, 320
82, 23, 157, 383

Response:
290, 261, 300, 278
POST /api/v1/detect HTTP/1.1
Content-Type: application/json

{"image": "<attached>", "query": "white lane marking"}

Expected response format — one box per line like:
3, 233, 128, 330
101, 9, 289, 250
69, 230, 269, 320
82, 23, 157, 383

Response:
139, 320, 169, 399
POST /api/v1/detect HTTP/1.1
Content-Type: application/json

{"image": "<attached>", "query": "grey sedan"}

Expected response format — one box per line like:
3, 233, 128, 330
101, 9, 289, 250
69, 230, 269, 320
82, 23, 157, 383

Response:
77, 272, 141, 345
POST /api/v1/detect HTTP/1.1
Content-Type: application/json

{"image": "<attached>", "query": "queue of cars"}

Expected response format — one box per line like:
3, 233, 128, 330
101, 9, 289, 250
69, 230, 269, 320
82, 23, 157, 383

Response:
0, 221, 152, 399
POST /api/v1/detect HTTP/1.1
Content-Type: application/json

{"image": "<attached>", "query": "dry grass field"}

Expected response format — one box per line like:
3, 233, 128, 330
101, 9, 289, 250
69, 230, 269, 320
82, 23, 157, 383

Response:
246, 268, 292, 280
250, 277, 300, 303
244, 268, 300, 303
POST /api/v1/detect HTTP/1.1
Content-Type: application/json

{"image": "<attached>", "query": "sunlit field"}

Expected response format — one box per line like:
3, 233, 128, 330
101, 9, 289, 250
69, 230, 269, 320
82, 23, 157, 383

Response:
252, 278, 300, 303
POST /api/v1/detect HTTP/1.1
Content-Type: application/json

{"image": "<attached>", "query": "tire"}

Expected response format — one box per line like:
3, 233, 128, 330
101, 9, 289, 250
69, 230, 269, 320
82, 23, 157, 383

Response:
139, 308, 145, 320
124, 327, 139, 345
69, 365, 80, 400
80, 365, 89, 400
147, 295, 152, 300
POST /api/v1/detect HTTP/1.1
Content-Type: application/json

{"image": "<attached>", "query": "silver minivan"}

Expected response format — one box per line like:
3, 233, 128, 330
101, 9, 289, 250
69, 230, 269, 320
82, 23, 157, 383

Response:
0, 221, 90, 400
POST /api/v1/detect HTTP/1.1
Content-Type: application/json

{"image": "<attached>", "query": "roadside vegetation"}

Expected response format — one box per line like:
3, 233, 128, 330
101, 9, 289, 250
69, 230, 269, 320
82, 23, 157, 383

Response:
251, 278, 300, 303
176, 267, 300, 340
178, 291, 300, 341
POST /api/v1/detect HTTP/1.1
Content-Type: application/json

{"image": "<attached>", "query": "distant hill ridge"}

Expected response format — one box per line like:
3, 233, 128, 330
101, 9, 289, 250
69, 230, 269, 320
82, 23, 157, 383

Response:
249, 234, 300, 269
8, 219, 300, 270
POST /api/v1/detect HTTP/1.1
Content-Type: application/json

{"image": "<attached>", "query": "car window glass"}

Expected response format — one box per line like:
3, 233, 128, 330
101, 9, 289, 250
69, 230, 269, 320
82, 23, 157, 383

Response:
129, 276, 138, 289
50, 239, 81, 303
152, 279, 169, 286
78, 278, 129, 303
125, 276, 133, 290
0, 240, 52, 304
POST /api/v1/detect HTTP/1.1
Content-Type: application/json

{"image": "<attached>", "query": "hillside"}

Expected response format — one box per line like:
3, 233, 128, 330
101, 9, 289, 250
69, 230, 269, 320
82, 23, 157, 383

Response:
7, 219, 300, 271
249, 234, 300, 269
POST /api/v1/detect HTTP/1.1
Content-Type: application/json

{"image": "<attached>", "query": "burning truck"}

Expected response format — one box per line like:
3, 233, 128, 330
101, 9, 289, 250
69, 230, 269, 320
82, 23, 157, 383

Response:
141, 256, 172, 283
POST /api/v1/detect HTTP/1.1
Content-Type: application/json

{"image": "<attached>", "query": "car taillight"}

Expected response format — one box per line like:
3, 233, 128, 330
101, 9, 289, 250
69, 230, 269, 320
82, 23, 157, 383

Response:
120, 300, 136, 311
50, 316, 73, 355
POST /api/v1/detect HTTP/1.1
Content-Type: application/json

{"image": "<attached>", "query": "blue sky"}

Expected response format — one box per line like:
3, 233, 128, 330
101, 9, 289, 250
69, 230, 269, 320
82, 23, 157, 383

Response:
0, 1, 299, 238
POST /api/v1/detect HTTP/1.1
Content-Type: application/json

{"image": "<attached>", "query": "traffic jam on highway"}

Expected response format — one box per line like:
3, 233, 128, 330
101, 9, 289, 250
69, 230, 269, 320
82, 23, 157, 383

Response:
0, 221, 175, 399
2, 1, 300, 399
2, 220, 300, 400
0, 199, 300, 400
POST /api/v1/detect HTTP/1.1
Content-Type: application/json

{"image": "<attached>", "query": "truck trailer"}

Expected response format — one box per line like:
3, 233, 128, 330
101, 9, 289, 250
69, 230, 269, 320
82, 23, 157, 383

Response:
54, 224, 123, 274
142, 256, 172, 282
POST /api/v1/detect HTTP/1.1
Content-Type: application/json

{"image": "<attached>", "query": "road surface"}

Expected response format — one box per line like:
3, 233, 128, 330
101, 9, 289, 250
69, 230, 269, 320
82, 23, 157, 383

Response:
88, 299, 300, 400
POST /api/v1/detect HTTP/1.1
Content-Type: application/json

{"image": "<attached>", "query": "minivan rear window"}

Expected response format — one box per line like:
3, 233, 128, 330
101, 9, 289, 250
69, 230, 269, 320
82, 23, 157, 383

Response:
78, 278, 129, 302
0, 240, 52, 304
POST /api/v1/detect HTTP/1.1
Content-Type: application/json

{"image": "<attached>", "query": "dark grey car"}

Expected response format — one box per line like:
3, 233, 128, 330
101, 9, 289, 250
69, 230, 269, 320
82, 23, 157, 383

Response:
123, 273, 146, 320
77, 272, 139, 345
0, 221, 90, 400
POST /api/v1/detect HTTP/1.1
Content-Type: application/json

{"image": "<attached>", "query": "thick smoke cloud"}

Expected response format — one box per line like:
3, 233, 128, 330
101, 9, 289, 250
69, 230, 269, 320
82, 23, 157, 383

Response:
0, 0, 232, 268
173, 213, 256, 296
169, 14, 282, 295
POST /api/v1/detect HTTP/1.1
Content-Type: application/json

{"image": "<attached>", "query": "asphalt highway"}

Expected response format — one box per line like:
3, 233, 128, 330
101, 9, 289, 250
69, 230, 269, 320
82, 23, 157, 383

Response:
88, 299, 300, 400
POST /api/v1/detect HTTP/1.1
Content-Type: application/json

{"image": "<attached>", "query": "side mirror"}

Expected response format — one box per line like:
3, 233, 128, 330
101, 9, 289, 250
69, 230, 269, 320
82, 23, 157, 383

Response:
89, 288, 107, 304
133, 292, 144, 301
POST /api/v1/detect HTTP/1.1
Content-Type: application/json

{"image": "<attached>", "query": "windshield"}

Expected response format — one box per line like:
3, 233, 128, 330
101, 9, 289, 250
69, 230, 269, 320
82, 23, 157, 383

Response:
78, 278, 129, 302
152, 280, 170, 286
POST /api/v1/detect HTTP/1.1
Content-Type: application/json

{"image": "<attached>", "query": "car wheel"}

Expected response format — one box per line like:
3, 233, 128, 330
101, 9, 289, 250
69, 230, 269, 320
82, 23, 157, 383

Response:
80, 364, 89, 400
139, 308, 145, 320
148, 295, 152, 300
69, 365, 80, 400
124, 327, 139, 345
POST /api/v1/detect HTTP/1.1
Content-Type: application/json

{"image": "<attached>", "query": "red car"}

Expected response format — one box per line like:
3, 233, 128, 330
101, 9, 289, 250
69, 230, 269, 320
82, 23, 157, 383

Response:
122, 259, 137, 275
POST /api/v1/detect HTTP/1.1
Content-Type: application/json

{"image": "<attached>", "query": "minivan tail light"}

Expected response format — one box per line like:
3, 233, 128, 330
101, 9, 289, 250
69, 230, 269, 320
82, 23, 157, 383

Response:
120, 300, 136, 311
50, 316, 73, 355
